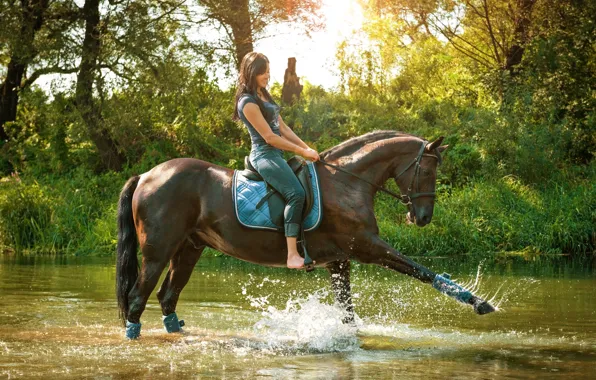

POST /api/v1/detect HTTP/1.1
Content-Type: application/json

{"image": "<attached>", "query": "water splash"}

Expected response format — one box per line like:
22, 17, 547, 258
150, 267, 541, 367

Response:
249, 289, 360, 353
435, 262, 541, 313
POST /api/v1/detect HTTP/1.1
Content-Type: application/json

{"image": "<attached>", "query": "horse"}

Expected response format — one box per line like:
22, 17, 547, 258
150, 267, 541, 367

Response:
116, 131, 495, 339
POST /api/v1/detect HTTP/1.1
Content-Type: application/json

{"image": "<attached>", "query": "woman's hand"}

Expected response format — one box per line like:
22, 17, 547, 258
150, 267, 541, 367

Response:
301, 147, 320, 162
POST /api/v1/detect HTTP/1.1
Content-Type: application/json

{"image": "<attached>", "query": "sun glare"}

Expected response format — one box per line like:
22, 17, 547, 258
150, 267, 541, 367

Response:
255, 0, 365, 90
319, 0, 364, 37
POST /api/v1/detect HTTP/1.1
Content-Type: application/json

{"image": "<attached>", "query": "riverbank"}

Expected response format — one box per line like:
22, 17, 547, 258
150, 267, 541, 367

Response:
1, 164, 593, 257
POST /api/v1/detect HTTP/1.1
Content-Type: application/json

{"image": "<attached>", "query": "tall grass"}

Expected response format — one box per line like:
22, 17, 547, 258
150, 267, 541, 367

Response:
376, 170, 595, 257
1, 164, 594, 257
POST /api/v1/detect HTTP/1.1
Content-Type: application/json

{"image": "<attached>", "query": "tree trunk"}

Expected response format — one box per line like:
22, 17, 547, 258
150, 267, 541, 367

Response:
505, 0, 536, 72
0, 63, 26, 141
76, 0, 123, 171
282, 57, 303, 105
0, 0, 49, 141
229, 0, 253, 69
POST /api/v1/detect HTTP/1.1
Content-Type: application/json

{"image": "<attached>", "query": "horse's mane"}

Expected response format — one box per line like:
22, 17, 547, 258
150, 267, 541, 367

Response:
320, 130, 417, 161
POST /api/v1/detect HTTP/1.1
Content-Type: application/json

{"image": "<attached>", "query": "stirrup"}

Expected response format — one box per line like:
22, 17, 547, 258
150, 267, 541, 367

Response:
299, 229, 315, 272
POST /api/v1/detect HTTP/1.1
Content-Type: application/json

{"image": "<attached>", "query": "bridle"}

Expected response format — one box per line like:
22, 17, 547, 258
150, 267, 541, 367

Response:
317, 141, 439, 205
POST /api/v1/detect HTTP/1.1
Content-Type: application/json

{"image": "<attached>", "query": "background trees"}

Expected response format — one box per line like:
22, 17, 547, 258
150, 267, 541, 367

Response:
0, 0, 79, 141
0, 0, 594, 256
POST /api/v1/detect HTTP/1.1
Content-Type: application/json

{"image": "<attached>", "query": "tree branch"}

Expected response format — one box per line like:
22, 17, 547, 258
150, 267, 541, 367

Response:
448, 39, 494, 68
481, 0, 502, 66
21, 65, 79, 89
428, 15, 495, 62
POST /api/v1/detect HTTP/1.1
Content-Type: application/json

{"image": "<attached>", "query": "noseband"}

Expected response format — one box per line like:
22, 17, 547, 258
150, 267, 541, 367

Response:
318, 141, 437, 205
392, 142, 437, 205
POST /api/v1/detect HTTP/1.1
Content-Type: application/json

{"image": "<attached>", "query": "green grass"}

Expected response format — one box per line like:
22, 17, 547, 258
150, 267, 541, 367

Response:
1, 165, 594, 258
376, 173, 595, 257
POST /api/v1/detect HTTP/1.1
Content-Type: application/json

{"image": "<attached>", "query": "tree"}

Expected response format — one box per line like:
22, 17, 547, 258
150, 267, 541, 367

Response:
196, 0, 323, 70
364, 0, 537, 73
0, 0, 79, 142
282, 57, 303, 105
75, 0, 124, 171
71, 0, 189, 171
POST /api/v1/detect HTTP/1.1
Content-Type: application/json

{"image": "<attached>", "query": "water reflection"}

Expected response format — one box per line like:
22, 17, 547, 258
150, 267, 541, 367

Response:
0, 254, 594, 378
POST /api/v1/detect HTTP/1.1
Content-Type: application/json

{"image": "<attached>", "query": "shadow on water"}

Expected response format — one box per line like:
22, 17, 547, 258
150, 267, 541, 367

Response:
0, 253, 594, 378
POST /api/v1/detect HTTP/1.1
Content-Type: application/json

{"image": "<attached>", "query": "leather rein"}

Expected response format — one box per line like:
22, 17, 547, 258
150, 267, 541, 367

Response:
317, 142, 438, 205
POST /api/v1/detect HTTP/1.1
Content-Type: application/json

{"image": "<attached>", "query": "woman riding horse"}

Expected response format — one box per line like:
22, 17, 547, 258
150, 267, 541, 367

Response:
233, 52, 320, 269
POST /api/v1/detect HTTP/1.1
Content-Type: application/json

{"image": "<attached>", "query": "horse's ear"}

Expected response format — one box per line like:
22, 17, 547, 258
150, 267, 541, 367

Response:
437, 145, 448, 153
426, 136, 444, 152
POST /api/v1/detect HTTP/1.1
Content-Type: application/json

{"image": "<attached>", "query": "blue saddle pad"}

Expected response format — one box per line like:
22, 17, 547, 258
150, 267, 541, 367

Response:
232, 162, 323, 232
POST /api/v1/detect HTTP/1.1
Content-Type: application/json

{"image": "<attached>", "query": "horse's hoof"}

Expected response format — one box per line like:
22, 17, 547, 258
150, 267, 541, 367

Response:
126, 321, 142, 339
474, 300, 496, 315
341, 315, 356, 325
163, 312, 183, 333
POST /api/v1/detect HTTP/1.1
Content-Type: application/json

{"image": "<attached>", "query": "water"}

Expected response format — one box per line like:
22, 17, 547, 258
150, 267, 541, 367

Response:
0, 255, 594, 378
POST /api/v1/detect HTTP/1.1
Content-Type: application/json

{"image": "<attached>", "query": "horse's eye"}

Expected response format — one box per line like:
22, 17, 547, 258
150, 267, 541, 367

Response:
422, 169, 430, 176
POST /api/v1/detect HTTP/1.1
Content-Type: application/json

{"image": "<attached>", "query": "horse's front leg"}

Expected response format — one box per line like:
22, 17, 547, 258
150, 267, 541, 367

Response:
356, 234, 495, 315
326, 260, 355, 324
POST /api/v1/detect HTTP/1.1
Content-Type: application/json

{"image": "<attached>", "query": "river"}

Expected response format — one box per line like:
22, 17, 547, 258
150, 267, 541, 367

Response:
0, 255, 594, 378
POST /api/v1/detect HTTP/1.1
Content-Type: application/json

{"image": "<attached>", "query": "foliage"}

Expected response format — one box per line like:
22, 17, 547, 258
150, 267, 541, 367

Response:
376, 168, 596, 257
0, 0, 593, 257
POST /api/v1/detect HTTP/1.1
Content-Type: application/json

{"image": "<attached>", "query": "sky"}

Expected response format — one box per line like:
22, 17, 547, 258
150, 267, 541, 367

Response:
37, 0, 365, 93
246, 0, 365, 90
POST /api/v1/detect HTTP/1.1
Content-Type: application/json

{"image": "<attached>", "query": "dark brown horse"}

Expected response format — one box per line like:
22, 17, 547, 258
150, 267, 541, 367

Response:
116, 131, 494, 339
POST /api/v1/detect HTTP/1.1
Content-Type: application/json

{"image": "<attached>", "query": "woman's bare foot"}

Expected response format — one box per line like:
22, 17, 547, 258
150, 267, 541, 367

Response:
287, 252, 304, 269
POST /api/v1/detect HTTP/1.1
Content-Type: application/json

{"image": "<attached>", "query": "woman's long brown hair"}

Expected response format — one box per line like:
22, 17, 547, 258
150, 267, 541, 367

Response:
232, 52, 278, 123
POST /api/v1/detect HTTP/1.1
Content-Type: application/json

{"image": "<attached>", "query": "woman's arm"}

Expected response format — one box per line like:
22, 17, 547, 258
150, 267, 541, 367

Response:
278, 115, 310, 150
243, 103, 306, 155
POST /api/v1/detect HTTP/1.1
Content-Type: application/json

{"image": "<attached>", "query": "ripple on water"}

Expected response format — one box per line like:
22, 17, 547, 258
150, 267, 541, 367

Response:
1, 256, 595, 378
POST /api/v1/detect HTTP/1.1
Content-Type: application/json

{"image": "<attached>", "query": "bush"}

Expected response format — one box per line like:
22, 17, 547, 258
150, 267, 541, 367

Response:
0, 177, 53, 252
375, 171, 596, 257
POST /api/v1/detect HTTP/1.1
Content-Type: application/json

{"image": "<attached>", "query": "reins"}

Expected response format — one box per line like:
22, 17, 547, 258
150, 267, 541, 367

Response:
317, 141, 437, 205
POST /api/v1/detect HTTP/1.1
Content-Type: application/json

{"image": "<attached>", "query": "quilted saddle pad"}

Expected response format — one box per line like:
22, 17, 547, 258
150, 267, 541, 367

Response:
232, 162, 323, 232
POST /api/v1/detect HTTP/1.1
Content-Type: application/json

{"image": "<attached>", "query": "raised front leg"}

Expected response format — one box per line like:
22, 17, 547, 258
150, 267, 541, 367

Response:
326, 260, 354, 324
357, 234, 436, 283
355, 234, 495, 315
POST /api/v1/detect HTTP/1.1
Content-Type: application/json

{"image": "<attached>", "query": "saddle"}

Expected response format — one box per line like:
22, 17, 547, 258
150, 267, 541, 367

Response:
237, 155, 317, 270
240, 155, 315, 225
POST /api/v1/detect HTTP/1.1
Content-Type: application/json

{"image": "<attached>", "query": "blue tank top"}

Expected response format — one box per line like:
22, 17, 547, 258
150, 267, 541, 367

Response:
237, 93, 281, 147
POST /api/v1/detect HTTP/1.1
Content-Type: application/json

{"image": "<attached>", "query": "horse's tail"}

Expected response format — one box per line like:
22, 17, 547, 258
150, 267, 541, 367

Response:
116, 175, 140, 326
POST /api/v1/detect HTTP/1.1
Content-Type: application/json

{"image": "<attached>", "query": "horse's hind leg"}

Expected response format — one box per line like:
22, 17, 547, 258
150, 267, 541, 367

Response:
126, 238, 183, 338
157, 237, 205, 332
327, 260, 355, 324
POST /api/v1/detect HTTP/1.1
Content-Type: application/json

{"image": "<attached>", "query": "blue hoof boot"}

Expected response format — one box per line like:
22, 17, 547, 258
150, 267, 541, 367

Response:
474, 300, 496, 315
163, 312, 183, 333
126, 321, 142, 339
432, 273, 473, 304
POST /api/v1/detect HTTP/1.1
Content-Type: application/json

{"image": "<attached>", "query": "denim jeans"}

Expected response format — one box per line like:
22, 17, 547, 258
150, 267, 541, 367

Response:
249, 144, 305, 237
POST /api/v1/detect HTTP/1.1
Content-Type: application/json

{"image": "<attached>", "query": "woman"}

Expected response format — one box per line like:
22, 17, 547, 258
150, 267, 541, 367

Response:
233, 52, 320, 269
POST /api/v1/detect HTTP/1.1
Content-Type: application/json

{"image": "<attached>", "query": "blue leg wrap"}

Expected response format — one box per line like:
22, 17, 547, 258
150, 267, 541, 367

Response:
162, 312, 184, 333
125, 321, 142, 339
432, 273, 473, 304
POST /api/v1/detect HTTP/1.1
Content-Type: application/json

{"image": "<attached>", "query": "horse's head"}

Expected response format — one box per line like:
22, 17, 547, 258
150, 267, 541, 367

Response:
393, 137, 447, 227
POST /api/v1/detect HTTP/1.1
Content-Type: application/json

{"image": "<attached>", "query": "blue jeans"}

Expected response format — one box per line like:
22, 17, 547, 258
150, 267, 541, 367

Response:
249, 144, 305, 237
